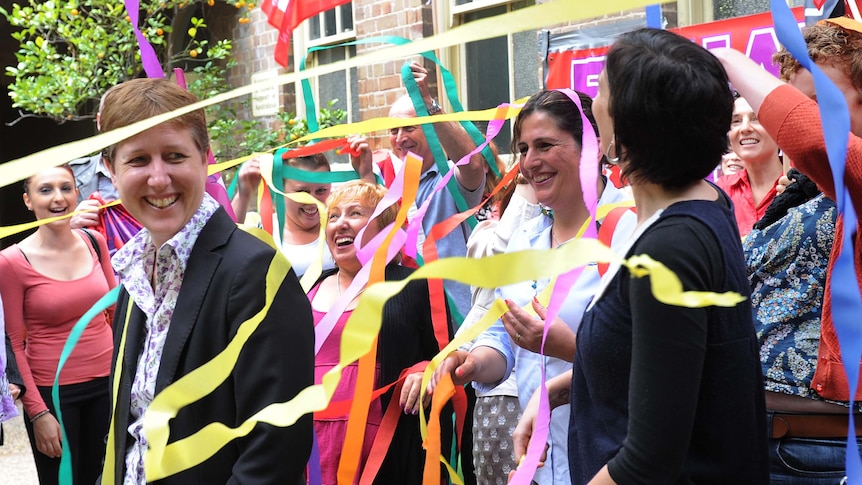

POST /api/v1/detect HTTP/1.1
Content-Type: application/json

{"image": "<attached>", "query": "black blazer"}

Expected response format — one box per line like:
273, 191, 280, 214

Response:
105, 208, 314, 484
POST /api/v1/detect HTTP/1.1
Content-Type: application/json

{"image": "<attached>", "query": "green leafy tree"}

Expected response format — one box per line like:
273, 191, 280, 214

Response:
1, 0, 252, 123
210, 99, 348, 162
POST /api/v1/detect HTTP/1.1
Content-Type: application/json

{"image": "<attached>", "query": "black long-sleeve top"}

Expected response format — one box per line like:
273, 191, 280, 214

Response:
569, 191, 768, 484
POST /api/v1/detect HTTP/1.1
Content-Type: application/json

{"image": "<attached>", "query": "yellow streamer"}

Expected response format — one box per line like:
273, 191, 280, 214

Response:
137, 233, 743, 481
1, 0, 668, 190
102, 294, 136, 485
142, 249, 292, 480
627, 254, 747, 307
0, 199, 122, 240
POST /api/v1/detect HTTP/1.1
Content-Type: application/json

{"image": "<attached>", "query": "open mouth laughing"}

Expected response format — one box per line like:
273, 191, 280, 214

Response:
335, 236, 354, 248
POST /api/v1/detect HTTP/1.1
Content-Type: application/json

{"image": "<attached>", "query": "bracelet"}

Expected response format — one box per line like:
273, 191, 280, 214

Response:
30, 410, 50, 423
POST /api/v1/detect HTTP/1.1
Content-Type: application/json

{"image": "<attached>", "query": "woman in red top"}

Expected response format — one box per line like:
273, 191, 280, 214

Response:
717, 93, 784, 237
0, 165, 116, 485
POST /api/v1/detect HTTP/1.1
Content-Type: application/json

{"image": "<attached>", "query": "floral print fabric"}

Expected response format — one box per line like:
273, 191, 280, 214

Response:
112, 194, 219, 484
744, 193, 836, 398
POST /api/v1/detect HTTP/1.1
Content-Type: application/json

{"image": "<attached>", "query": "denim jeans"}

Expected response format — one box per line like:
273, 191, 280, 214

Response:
767, 411, 862, 484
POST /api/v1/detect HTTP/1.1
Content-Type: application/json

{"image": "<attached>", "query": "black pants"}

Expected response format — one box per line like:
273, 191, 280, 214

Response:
24, 377, 110, 485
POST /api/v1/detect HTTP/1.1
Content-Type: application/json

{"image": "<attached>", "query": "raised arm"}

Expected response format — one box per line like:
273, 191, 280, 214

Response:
230, 156, 264, 223
347, 134, 377, 183
711, 48, 784, 112
408, 62, 486, 191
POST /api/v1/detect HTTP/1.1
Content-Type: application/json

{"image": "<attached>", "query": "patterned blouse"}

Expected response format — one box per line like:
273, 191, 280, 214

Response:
744, 193, 836, 398
112, 194, 219, 484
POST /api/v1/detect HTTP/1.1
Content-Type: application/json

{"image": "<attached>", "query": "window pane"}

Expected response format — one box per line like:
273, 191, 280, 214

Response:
316, 46, 357, 165
714, 0, 769, 20
310, 13, 321, 40
324, 8, 337, 37
340, 4, 354, 32
465, 6, 511, 153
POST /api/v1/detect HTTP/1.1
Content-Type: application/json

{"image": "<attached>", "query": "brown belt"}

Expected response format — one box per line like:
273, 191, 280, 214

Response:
771, 412, 862, 439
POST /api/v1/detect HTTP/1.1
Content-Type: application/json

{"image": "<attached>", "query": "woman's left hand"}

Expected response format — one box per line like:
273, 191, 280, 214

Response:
502, 298, 577, 361
399, 371, 431, 415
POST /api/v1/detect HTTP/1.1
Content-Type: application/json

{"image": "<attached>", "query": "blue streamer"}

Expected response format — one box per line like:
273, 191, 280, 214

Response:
52, 286, 120, 485
771, 0, 862, 478
645, 4, 662, 29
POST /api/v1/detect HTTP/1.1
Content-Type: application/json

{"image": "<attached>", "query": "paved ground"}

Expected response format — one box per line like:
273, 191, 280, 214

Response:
0, 403, 39, 484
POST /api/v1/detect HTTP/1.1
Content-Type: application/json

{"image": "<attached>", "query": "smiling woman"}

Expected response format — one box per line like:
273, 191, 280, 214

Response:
308, 179, 452, 484
517, 28, 767, 485
430, 89, 635, 485
97, 78, 313, 485
717, 94, 784, 236
278, 154, 336, 276
0, 165, 116, 485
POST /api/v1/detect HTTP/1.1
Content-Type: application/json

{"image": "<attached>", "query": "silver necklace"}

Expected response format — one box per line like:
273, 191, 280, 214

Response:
552, 226, 575, 248
337, 270, 365, 298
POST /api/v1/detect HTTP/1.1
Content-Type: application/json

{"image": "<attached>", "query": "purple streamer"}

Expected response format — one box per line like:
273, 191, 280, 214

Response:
123, 0, 164, 78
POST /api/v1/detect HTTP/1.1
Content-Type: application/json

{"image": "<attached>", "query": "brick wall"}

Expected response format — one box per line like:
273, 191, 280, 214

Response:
354, 0, 435, 149
224, 1, 667, 151
227, 7, 293, 134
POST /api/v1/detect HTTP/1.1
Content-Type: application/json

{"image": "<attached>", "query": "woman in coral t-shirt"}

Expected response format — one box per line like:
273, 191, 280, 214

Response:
0, 165, 115, 485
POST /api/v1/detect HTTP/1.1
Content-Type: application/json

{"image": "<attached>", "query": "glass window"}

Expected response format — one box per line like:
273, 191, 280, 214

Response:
309, 45, 358, 165
308, 3, 355, 43
456, 1, 537, 154
714, 0, 803, 20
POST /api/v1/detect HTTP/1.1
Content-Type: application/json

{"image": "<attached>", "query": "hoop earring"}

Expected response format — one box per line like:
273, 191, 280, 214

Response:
606, 139, 621, 165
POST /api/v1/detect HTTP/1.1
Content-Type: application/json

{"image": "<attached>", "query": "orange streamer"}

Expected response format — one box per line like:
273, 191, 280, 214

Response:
335, 155, 422, 483
423, 373, 456, 485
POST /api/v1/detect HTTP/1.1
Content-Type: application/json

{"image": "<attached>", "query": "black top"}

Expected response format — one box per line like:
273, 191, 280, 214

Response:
569, 190, 768, 484
106, 209, 314, 484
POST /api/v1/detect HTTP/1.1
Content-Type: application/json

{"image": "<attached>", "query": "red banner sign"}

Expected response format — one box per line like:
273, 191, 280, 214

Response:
546, 7, 805, 96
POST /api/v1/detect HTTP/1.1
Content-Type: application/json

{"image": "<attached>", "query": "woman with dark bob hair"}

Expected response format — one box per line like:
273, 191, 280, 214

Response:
513, 28, 768, 484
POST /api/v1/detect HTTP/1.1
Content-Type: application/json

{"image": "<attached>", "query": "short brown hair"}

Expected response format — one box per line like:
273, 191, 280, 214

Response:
99, 78, 208, 166
773, 18, 862, 91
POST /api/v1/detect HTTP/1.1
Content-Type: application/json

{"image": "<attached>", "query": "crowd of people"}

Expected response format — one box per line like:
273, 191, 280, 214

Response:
2, 15, 862, 485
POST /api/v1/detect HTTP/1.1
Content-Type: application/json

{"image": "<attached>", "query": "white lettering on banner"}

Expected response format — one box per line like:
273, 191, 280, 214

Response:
566, 21, 805, 96
569, 56, 606, 98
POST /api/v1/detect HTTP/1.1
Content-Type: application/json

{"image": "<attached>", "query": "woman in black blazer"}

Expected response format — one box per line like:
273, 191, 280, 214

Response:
97, 78, 314, 485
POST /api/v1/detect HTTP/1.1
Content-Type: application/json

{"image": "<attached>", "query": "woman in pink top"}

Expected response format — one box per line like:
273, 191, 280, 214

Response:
309, 180, 450, 484
0, 165, 116, 485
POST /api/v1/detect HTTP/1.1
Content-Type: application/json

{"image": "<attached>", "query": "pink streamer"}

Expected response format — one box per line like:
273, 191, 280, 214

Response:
355, 153, 416, 264
403, 102, 524, 258
123, 0, 164, 79
313, 161, 414, 355
510, 90, 600, 485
